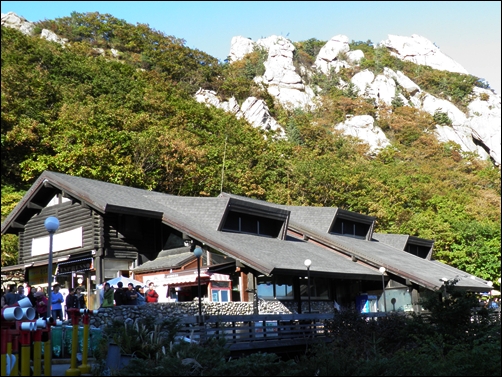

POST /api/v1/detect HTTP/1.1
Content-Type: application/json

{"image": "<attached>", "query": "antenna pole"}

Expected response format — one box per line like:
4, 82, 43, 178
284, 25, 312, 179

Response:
220, 135, 228, 193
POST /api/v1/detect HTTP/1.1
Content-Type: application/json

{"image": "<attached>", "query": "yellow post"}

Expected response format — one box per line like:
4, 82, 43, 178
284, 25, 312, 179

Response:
65, 310, 81, 376
20, 330, 31, 377
11, 334, 19, 377
32, 329, 43, 376
0, 354, 6, 377
44, 317, 54, 377
43, 338, 51, 377
1, 329, 8, 377
78, 310, 92, 374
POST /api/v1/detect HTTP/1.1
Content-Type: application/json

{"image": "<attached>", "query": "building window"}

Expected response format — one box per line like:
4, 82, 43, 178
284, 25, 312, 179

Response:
330, 218, 370, 238
257, 276, 293, 299
300, 277, 330, 299
212, 289, 230, 302
404, 243, 430, 259
211, 281, 230, 302
222, 211, 283, 238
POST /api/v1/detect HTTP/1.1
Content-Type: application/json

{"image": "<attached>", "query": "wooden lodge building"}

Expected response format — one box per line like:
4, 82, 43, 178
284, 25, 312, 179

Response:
1, 171, 492, 312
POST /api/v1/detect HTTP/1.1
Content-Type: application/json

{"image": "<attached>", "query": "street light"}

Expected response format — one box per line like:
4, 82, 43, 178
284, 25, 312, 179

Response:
44, 216, 59, 320
304, 259, 312, 313
193, 246, 203, 322
440, 277, 449, 300
379, 267, 387, 313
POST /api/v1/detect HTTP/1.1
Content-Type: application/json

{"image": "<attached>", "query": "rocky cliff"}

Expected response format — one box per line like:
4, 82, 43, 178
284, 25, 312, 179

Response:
202, 34, 501, 164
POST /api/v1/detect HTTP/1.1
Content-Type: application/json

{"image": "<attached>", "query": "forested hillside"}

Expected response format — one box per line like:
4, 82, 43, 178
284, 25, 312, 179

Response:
1, 12, 500, 284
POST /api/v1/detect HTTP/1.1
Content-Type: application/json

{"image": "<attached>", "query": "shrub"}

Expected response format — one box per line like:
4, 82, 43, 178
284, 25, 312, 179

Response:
433, 110, 453, 126
480, 92, 489, 101
100, 315, 182, 360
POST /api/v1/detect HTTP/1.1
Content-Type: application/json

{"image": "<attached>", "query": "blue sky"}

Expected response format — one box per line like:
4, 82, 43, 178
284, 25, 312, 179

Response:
2, 1, 501, 94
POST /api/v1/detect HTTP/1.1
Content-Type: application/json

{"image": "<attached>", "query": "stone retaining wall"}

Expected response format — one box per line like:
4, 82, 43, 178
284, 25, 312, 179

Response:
86, 300, 335, 329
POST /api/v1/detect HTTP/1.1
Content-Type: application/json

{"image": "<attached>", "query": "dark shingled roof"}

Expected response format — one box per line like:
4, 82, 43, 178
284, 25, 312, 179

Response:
217, 193, 491, 292
1, 171, 492, 292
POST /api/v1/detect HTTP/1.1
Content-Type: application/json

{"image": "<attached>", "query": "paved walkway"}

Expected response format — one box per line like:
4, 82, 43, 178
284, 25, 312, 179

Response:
46, 359, 96, 376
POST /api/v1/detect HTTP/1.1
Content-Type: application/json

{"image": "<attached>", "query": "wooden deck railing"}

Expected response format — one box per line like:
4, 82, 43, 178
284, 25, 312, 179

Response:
176, 313, 334, 351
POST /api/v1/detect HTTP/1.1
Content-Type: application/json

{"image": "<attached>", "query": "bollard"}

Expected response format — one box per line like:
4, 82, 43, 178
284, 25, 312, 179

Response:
2, 305, 26, 376
33, 328, 43, 377
5, 331, 13, 377
78, 310, 93, 374
65, 309, 81, 376
1, 329, 8, 376
43, 317, 54, 377
43, 336, 51, 377
19, 328, 32, 377
10, 332, 19, 377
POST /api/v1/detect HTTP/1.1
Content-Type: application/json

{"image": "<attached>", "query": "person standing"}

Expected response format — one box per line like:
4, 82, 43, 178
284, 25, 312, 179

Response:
114, 282, 127, 306
17, 285, 26, 299
72, 287, 86, 309
51, 284, 64, 320
65, 288, 75, 320
135, 286, 146, 306
99, 281, 106, 307
27, 285, 37, 307
35, 291, 48, 319
125, 283, 138, 305
146, 282, 159, 303
4, 284, 17, 306
101, 283, 115, 308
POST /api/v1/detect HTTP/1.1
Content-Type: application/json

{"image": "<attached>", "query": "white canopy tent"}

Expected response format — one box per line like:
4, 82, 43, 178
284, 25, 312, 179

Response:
97, 276, 144, 289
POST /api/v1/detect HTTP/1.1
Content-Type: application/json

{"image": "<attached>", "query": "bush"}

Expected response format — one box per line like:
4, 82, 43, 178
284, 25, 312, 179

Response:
99, 315, 182, 360
433, 110, 453, 126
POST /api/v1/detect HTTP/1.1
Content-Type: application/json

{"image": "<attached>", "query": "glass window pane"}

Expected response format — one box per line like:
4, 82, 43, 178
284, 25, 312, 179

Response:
257, 282, 274, 298
241, 216, 258, 233
275, 283, 293, 299
221, 290, 229, 302
315, 278, 329, 299
222, 212, 240, 231
212, 290, 219, 302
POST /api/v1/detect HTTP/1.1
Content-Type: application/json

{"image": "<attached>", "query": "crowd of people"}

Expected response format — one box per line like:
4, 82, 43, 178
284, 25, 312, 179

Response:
106, 281, 158, 307
1, 280, 160, 318
0, 283, 67, 319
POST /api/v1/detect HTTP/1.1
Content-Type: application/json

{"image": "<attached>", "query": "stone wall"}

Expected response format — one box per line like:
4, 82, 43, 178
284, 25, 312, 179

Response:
86, 300, 335, 330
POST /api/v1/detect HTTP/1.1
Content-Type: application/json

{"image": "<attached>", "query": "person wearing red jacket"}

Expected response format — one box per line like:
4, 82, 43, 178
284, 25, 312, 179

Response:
145, 282, 159, 303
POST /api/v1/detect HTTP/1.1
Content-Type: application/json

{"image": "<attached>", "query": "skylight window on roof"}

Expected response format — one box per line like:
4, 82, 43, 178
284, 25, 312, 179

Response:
222, 211, 283, 238
330, 218, 371, 238
405, 243, 431, 259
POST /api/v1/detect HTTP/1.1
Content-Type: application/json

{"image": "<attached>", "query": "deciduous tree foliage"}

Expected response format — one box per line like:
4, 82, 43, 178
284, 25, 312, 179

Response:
1, 14, 500, 282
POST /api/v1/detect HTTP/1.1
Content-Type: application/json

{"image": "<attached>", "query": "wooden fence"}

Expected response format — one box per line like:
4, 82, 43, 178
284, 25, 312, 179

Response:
177, 313, 334, 351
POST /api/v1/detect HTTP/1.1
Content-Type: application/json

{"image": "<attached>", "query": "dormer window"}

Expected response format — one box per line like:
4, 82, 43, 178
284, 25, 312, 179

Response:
222, 211, 283, 238
331, 218, 370, 237
404, 237, 433, 259
219, 198, 289, 239
329, 209, 374, 239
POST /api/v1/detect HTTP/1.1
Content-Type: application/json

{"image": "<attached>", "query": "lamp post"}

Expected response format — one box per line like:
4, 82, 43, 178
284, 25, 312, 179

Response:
379, 267, 387, 313
44, 216, 59, 319
440, 277, 449, 300
304, 259, 312, 313
193, 246, 203, 322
